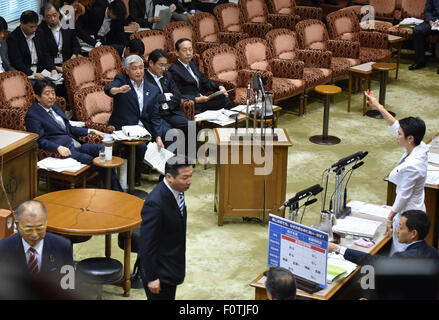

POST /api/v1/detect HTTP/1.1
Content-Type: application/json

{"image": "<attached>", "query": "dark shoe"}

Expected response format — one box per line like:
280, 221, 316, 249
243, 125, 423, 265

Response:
135, 180, 141, 187
408, 63, 426, 70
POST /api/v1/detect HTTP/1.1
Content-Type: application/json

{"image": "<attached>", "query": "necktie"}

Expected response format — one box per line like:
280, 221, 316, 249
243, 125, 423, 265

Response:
48, 109, 66, 131
178, 192, 185, 216
28, 247, 39, 274
186, 64, 199, 86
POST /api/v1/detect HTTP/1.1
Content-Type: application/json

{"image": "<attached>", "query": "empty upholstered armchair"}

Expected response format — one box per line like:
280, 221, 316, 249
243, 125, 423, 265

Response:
63, 57, 102, 107
266, 0, 322, 26
266, 28, 332, 114
236, 37, 306, 110
296, 19, 362, 80
190, 12, 248, 50
73, 86, 116, 134
130, 30, 168, 61
214, 3, 251, 37
89, 45, 124, 83
360, 0, 396, 32
387, 0, 427, 39
327, 9, 392, 63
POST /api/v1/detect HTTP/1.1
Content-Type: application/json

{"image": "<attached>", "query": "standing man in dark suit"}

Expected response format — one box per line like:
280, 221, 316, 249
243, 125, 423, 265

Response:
408, 0, 439, 70
139, 156, 194, 300
0, 200, 73, 285
168, 38, 234, 114
25, 79, 122, 191
0, 16, 14, 73
328, 210, 439, 265
105, 54, 166, 186
6, 11, 58, 80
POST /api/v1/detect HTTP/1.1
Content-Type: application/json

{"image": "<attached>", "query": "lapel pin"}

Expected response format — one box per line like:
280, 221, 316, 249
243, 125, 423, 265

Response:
49, 254, 55, 262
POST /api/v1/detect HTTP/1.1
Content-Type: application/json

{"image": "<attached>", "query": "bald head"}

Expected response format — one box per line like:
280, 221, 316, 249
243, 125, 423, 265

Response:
15, 200, 48, 222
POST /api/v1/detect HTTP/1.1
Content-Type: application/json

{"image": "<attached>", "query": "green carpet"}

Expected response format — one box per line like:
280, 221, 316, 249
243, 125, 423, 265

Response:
73, 56, 439, 300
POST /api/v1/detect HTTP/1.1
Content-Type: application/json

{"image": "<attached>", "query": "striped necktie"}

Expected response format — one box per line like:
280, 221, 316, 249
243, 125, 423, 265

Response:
178, 192, 185, 216
49, 108, 66, 131
28, 247, 39, 274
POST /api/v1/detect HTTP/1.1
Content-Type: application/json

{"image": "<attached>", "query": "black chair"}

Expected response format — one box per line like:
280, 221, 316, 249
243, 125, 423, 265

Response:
76, 257, 123, 299
118, 227, 143, 289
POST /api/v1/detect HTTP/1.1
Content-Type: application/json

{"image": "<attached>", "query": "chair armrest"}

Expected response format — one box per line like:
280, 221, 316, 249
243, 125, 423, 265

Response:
296, 6, 322, 20
38, 149, 64, 161
219, 32, 249, 47
237, 69, 273, 90
195, 42, 220, 55
326, 39, 360, 59
267, 13, 296, 30
78, 132, 103, 144
180, 99, 195, 121
270, 59, 304, 79
242, 22, 272, 38
210, 78, 236, 101
0, 108, 27, 131
359, 31, 389, 49
85, 121, 115, 134
296, 49, 332, 69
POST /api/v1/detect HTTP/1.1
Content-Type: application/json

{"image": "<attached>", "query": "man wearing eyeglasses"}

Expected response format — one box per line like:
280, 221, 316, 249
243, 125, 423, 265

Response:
0, 200, 73, 286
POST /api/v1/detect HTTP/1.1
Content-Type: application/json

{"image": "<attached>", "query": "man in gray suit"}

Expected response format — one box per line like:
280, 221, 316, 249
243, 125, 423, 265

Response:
0, 16, 14, 73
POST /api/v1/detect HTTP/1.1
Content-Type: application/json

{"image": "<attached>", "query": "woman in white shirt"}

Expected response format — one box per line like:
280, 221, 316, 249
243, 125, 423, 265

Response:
365, 91, 428, 255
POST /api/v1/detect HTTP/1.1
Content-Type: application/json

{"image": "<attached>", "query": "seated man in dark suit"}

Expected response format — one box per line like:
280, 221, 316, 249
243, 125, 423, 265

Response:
168, 38, 234, 114
122, 38, 145, 67
25, 79, 122, 191
0, 16, 14, 73
409, 0, 439, 70
265, 267, 296, 300
105, 54, 166, 186
0, 200, 74, 289
38, 2, 80, 73
6, 10, 58, 80
329, 210, 439, 265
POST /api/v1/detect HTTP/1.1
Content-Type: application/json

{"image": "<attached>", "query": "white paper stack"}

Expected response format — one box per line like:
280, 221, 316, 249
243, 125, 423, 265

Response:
38, 157, 85, 172
194, 108, 241, 126
346, 201, 390, 219
69, 120, 85, 127
112, 125, 151, 141
332, 216, 382, 238
144, 142, 175, 174
327, 253, 358, 283
399, 17, 424, 25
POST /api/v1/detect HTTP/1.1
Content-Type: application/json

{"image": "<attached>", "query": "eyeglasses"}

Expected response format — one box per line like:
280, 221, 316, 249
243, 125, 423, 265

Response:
19, 224, 47, 234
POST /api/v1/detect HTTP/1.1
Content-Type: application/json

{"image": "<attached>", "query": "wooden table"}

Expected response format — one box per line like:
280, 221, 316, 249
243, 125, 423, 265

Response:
34, 188, 143, 297
366, 62, 397, 119
120, 140, 148, 199
347, 62, 374, 115
309, 85, 342, 145
250, 210, 391, 300
93, 156, 124, 190
388, 34, 405, 80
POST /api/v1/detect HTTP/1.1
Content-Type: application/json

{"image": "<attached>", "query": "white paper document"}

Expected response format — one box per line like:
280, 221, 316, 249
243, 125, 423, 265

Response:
143, 142, 175, 174
69, 120, 85, 127
428, 152, 439, 165
38, 157, 85, 172
332, 216, 382, 238
346, 200, 390, 219
426, 170, 439, 185
327, 253, 357, 283
194, 108, 241, 126
399, 17, 424, 25
112, 125, 152, 141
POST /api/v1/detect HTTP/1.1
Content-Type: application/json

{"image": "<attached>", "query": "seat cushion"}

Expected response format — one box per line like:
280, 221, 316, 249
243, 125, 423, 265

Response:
359, 47, 392, 63
303, 67, 332, 89
77, 257, 123, 285
271, 77, 305, 100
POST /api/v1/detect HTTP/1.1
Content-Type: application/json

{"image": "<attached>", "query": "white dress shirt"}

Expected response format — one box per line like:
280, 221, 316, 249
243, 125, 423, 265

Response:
130, 79, 145, 126
51, 24, 63, 64
147, 69, 171, 109
163, 176, 181, 203
22, 238, 44, 272
22, 30, 38, 67
98, 9, 112, 37
0, 54, 4, 73
388, 120, 428, 254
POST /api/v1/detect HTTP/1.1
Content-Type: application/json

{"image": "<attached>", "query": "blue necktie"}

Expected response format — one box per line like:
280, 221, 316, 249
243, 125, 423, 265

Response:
178, 192, 185, 216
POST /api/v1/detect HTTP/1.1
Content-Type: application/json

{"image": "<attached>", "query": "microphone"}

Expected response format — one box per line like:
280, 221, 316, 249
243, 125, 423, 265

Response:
246, 81, 251, 104
252, 75, 259, 103
278, 184, 323, 211
331, 151, 368, 169
304, 198, 318, 206
352, 161, 364, 170
258, 76, 266, 102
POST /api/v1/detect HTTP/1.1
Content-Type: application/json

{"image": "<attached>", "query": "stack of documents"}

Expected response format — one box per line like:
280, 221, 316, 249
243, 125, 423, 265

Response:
38, 157, 85, 172
399, 17, 424, 26
327, 253, 357, 284
332, 216, 382, 238
427, 136, 439, 184
194, 108, 240, 126
143, 142, 175, 174
112, 125, 151, 141
69, 120, 85, 127
346, 201, 390, 219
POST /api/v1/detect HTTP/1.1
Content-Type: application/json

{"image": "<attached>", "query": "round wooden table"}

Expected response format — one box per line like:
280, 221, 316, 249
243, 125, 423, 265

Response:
34, 188, 144, 297
120, 140, 148, 199
92, 156, 124, 190
366, 62, 397, 119
309, 85, 342, 145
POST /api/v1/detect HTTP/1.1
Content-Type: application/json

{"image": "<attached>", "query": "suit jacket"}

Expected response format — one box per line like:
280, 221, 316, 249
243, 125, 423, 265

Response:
168, 59, 220, 102
37, 21, 80, 64
105, 73, 163, 138
144, 69, 182, 116
424, 0, 439, 22
6, 26, 56, 76
0, 232, 73, 283
343, 240, 439, 266
129, 0, 187, 28
25, 101, 89, 153
139, 180, 187, 285
0, 41, 15, 72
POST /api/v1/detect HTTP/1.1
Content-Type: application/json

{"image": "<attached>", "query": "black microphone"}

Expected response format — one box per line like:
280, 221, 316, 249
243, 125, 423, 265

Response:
304, 198, 318, 206
278, 184, 323, 211
258, 76, 266, 102
331, 151, 367, 169
352, 161, 364, 170
252, 75, 259, 103
359, 151, 368, 160
246, 81, 251, 104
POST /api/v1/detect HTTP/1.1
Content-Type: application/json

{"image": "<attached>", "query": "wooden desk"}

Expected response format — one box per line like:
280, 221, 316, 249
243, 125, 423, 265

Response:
34, 188, 143, 297
388, 34, 405, 80
347, 62, 374, 115
120, 140, 148, 199
0, 128, 38, 209
250, 210, 391, 300
38, 165, 93, 192
213, 128, 292, 226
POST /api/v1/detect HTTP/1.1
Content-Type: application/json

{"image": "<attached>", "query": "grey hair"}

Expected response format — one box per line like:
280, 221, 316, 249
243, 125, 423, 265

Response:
15, 200, 48, 221
125, 54, 144, 68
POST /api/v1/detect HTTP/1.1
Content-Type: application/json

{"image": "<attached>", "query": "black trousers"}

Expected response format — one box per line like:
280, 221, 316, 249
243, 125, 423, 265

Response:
144, 282, 177, 300
413, 21, 437, 64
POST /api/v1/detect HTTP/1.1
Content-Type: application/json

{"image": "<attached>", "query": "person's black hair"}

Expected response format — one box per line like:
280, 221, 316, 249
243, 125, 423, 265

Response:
20, 10, 39, 24
62, 0, 76, 5
148, 49, 168, 63
165, 156, 194, 178
175, 38, 192, 51
108, 0, 127, 21
0, 16, 7, 32
40, 2, 60, 16
127, 38, 145, 56
398, 117, 426, 146
401, 210, 430, 240
264, 267, 296, 300
33, 79, 56, 96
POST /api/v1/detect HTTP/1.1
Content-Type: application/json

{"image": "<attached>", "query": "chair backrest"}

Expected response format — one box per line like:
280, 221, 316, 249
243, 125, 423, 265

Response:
191, 12, 220, 43
295, 19, 329, 50
164, 21, 196, 53
369, 0, 396, 18
73, 85, 113, 125
236, 37, 272, 71
239, 0, 268, 23
214, 3, 244, 33
327, 9, 361, 41
130, 30, 168, 60
265, 28, 298, 60
0, 71, 34, 110
401, 0, 426, 19
89, 45, 123, 81
202, 44, 241, 84
266, 0, 296, 15
63, 57, 100, 106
